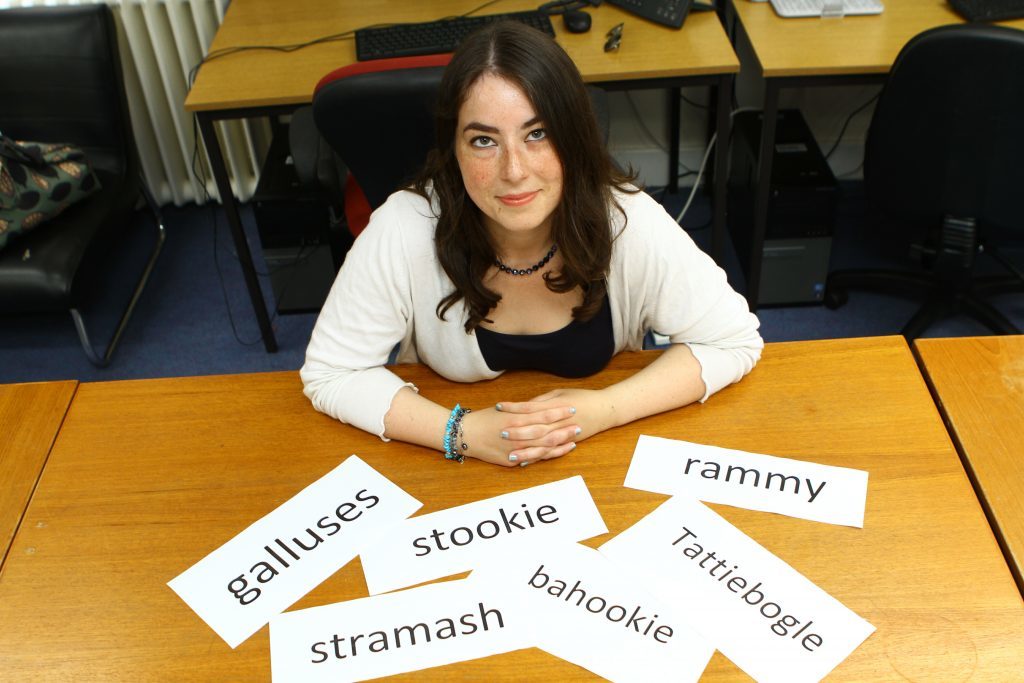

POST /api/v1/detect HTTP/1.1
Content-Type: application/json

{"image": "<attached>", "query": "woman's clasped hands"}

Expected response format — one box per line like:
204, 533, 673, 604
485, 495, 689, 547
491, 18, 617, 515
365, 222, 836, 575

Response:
460, 388, 615, 468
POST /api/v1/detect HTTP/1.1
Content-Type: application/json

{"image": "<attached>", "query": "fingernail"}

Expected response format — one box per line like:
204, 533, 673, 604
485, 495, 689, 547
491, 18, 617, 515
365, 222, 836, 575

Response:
574, 427, 582, 436
495, 403, 503, 412
500, 430, 509, 440
508, 454, 518, 462
569, 407, 577, 415
571, 442, 577, 450
519, 461, 530, 468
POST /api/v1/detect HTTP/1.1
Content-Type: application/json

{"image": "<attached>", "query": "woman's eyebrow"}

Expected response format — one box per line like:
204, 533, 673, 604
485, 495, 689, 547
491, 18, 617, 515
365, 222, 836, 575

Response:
462, 121, 498, 134
461, 116, 544, 135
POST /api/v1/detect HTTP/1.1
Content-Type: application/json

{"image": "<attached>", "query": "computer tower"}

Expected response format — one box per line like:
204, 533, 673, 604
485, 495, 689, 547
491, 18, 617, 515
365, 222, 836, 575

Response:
728, 109, 838, 305
253, 129, 344, 314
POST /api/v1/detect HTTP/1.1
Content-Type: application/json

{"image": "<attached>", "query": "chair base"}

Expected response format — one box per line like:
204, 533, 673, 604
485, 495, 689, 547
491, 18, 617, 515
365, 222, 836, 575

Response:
825, 268, 1023, 339
70, 182, 167, 367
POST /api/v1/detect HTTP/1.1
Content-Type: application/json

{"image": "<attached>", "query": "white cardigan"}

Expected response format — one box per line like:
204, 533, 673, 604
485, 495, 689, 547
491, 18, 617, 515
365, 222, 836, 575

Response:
301, 188, 763, 437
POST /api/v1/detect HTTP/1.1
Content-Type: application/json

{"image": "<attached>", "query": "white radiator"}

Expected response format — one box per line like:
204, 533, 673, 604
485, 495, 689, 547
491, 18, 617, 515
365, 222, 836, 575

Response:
1, 0, 271, 206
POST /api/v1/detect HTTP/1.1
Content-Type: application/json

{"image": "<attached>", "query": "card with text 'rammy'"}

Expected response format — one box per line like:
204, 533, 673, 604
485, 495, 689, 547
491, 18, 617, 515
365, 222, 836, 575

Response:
359, 475, 608, 595
625, 436, 869, 527
600, 495, 875, 683
168, 455, 421, 648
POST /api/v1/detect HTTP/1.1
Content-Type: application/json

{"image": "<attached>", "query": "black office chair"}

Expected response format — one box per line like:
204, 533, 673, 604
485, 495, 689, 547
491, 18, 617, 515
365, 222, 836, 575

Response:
0, 5, 165, 366
824, 24, 1024, 339
301, 54, 451, 240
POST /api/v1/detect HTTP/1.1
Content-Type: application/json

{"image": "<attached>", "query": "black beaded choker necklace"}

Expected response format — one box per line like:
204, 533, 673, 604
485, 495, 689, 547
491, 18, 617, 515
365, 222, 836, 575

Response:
494, 244, 558, 276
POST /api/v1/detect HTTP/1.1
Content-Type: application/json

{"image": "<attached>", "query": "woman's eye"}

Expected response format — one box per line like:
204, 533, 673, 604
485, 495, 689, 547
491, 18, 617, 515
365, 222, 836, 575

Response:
470, 136, 495, 148
527, 129, 547, 141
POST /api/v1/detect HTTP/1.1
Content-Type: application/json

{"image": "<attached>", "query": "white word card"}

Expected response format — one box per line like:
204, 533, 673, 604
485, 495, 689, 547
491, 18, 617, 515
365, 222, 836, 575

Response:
360, 475, 607, 595
168, 455, 421, 648
600, 496, 875, 683
474, 541, 714, 683
270, 576, 532, 682
625, 436, 869, 527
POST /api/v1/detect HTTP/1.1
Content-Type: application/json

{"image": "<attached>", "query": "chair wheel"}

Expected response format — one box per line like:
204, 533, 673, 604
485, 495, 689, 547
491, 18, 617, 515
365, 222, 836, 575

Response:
824, 287, 848, 309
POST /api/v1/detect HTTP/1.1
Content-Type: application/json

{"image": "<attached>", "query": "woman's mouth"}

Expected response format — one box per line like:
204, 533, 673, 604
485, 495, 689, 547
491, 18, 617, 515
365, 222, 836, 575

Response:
498, 191, 538, 206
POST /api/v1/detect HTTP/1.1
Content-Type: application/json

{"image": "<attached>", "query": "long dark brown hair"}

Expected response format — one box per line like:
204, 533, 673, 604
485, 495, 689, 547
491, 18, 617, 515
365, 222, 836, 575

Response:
413, 21, 637, 332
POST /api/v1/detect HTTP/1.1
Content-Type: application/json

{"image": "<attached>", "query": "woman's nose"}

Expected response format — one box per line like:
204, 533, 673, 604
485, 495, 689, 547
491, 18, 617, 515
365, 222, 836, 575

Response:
500, 144, 528, 181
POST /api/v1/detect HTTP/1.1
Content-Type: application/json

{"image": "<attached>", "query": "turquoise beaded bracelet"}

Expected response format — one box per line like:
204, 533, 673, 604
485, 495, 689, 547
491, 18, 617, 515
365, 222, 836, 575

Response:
443, 404, 471, 463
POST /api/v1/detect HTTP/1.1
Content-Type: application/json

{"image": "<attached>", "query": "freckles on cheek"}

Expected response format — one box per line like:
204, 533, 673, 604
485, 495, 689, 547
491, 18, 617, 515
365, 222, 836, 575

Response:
462, 163, 490, 190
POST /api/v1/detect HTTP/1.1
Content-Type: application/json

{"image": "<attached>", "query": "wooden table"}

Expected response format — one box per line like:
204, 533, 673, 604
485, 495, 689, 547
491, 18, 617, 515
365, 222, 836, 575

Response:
185, 0, 741, 352
1, 336, 1022, 678
727, 0, 1024, 309
0, 380, 77, 572
915, 335, 1024, 597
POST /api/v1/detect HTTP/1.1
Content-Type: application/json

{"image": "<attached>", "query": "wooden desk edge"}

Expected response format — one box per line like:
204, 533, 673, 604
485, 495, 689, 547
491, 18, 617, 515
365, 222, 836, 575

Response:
912, 337, 1024, 597
0, 380, 78, 574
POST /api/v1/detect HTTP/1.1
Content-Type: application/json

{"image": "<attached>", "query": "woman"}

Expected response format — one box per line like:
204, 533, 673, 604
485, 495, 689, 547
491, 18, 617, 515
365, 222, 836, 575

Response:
301, 22, 762, 468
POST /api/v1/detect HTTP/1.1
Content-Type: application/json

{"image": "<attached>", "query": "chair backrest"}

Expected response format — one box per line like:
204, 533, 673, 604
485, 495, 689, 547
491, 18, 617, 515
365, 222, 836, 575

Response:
313, 55, 451, 212
865, 24, 1024, 237
0, 5, 137, 182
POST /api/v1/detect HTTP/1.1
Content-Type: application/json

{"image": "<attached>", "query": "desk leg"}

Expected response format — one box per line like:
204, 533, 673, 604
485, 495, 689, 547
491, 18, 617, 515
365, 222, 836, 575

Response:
711, 74, 732, 264
747, 80, 780, 312
668, 87, 681, 193
196, 113, 278, 353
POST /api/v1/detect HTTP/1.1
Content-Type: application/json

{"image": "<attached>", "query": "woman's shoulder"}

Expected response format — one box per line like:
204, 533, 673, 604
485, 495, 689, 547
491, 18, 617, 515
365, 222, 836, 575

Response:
608, 185, 681, 240
610, 185, 667, 218
375, 188, 438, 223
357, 189, 438, 246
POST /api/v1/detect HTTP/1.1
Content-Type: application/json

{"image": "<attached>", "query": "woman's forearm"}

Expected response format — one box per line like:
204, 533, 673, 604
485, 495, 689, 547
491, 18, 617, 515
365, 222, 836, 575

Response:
601, 343, 706, 429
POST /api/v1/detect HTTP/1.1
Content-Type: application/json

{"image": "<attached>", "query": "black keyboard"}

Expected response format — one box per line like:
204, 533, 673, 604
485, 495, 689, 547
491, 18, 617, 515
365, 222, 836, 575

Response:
355, 11, 555, 61
949, 0, 1024, 21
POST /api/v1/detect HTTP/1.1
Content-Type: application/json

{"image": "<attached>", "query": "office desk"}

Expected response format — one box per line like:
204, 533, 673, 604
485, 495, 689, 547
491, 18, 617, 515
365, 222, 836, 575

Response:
0, 380, 76, 571
914, 335, 1024, 597
728, 0, 1024, 309
1, 337, 1022, 679
185, 0, 740, 352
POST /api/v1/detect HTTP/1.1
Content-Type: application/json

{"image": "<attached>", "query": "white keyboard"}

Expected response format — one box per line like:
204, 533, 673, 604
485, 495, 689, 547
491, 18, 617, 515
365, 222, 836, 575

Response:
768, 0, 883, 17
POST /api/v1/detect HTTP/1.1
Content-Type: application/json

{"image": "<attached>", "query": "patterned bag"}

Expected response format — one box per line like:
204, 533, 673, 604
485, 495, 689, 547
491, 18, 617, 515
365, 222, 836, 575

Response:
0, 134, 102, 250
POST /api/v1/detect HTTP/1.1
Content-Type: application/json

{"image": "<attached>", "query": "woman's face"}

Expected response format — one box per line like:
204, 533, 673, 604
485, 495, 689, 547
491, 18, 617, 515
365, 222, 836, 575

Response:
454, 73, 563, 241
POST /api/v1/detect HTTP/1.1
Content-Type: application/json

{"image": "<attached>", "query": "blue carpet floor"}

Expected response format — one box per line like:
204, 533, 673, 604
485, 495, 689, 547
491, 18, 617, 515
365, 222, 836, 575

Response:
2, 182, 1022, 384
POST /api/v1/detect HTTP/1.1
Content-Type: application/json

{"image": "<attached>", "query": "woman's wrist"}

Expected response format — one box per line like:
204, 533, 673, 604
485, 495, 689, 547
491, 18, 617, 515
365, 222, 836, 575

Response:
441, 404, 471, 462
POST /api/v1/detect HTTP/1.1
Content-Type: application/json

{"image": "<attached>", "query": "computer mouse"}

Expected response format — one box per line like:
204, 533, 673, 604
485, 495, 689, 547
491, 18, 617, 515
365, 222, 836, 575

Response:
563, 10, 592, 34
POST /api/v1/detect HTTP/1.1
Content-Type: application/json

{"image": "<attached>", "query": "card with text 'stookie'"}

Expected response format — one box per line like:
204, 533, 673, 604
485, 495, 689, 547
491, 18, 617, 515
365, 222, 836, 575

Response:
168, 455, 421, 648
359, 475, 608, 595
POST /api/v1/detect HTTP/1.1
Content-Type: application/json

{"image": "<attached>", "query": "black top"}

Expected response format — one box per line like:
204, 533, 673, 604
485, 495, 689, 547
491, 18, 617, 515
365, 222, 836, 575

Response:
475, 296, 614, 378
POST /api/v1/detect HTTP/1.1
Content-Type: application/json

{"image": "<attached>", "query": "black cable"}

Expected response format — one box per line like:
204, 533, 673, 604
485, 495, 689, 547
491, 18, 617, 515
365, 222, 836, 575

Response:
823, 92, 880, 160
989, 245, 1024, 283
681, 92, 709, 110
463, 0, 507, 16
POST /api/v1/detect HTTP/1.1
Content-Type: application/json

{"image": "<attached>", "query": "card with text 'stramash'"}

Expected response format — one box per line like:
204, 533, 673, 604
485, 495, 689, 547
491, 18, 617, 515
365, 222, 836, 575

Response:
599, 496, 875, 683
625, 436, 869, 527
359, 475, 608, 595
472, 541, 714, 683
269, 575, 532, 682
168, 455, 421, 648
